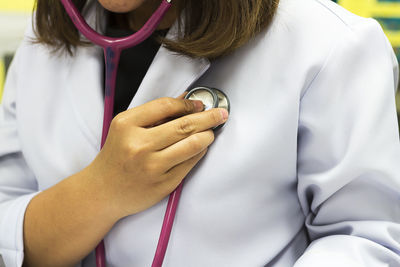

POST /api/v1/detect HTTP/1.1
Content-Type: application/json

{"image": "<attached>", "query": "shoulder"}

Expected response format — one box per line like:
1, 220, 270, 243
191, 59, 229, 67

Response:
12, 8, 101, 80
265, 0, 393, 73
275, 0, 376, 36
221, 0, 397, 99
275, 0, 396, 66
271, 0, 393, 60
15, 1, 100, 64
251, 0, 391, 50
274, 0, 398, 95
243, 0, 390, 63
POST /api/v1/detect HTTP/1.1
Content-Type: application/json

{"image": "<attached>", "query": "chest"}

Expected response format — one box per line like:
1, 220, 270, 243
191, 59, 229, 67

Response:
17, 54, 301, 185
15, 44, 308, 265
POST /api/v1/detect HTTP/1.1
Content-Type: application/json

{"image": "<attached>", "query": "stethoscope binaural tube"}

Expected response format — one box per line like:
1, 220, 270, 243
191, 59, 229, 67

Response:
59, 1, 174, 267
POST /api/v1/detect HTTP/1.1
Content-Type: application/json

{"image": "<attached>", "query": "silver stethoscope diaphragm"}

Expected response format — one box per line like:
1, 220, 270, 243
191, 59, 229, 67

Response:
185, 87, 230, 130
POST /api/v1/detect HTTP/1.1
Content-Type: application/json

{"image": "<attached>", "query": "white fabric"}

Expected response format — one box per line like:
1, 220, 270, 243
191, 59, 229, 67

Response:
0, 0, 399, 266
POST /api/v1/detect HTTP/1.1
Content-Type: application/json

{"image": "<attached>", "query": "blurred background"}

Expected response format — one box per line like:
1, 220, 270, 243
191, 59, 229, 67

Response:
0, 0, 399, 127
0, 0, 34, 102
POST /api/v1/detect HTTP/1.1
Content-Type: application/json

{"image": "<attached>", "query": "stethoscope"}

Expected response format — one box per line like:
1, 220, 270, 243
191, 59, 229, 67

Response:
185, 87, 230, 130
60, 1, 230, 266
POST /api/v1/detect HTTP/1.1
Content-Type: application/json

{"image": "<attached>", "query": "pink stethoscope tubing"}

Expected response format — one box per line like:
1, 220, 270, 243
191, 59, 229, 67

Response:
59, 1, 182, 266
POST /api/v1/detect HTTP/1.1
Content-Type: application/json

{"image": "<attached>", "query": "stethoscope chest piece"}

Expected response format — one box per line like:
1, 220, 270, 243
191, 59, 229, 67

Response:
185, 87, 230, 130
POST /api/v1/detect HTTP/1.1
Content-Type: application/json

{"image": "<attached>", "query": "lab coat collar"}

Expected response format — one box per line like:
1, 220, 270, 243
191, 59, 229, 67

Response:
129, 12, 211, 108
127, 13, 211, 107
127, 32, 211, 108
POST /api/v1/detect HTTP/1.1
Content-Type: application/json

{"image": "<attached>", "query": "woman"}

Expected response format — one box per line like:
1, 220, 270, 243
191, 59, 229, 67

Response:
0, 0, 399, 266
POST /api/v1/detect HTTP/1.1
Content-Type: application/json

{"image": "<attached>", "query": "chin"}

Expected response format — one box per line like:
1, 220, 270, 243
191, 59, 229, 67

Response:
97, 0, 146, 13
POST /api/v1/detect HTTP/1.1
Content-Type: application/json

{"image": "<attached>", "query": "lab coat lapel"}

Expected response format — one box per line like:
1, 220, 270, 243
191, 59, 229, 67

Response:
66, 45, 104, 150
127, 35, 211, 109
64, 2, 106, 150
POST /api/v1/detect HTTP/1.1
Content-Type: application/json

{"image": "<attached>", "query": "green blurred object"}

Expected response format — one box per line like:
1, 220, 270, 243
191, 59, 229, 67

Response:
4, 54, 13, 76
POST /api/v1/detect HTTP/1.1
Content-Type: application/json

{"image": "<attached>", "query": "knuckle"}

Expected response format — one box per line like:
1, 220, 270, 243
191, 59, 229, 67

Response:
159, 97, 176, 114
187, 134, 204, 151
111, 114, 128, 131
207, 130, 215, 144
176, 117, 195, 135
143, 162, 160, 175
183, 99, 195, 113
211, 110, 222, 124
160, 175, 182, 193
124, 141, 148, 157
165, 180, 181, 194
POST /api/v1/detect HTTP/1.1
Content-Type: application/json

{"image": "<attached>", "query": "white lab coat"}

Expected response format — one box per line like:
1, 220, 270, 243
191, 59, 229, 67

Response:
1, 0, 399, 266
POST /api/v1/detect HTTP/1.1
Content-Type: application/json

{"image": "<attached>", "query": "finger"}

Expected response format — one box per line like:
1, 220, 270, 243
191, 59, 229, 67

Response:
123, 97, 204, 127
153, 130, 214, 172
149, 108, 228, 150
150, 90, 194, 127
151, 92, 198, 127
159, 148, 208, 191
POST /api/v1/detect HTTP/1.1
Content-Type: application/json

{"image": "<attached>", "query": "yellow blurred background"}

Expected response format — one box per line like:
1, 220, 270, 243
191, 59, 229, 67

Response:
0, 0, 399, 120
0, 0, 34, 12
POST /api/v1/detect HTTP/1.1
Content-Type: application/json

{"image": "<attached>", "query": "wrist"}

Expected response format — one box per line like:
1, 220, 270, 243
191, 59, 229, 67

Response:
71, 165, 123, 224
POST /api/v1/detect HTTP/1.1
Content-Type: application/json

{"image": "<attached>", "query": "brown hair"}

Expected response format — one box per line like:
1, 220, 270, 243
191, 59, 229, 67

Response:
34, 0, 279, 59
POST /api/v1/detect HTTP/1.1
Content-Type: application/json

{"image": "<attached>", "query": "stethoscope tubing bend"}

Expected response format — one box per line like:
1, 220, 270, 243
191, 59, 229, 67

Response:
59, 0, 172, 50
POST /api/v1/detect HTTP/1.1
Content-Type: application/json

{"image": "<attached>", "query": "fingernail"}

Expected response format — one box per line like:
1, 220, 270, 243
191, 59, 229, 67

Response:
193, 100, 204, 111
220, 109, 229, 121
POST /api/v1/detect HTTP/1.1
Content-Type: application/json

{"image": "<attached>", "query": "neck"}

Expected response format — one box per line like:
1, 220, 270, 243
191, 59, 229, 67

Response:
127, 0, 177, 31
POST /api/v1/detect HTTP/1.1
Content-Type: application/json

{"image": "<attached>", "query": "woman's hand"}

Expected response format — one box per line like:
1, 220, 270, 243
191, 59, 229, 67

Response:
23, 94, 228, 267
87, 96, 229, 219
